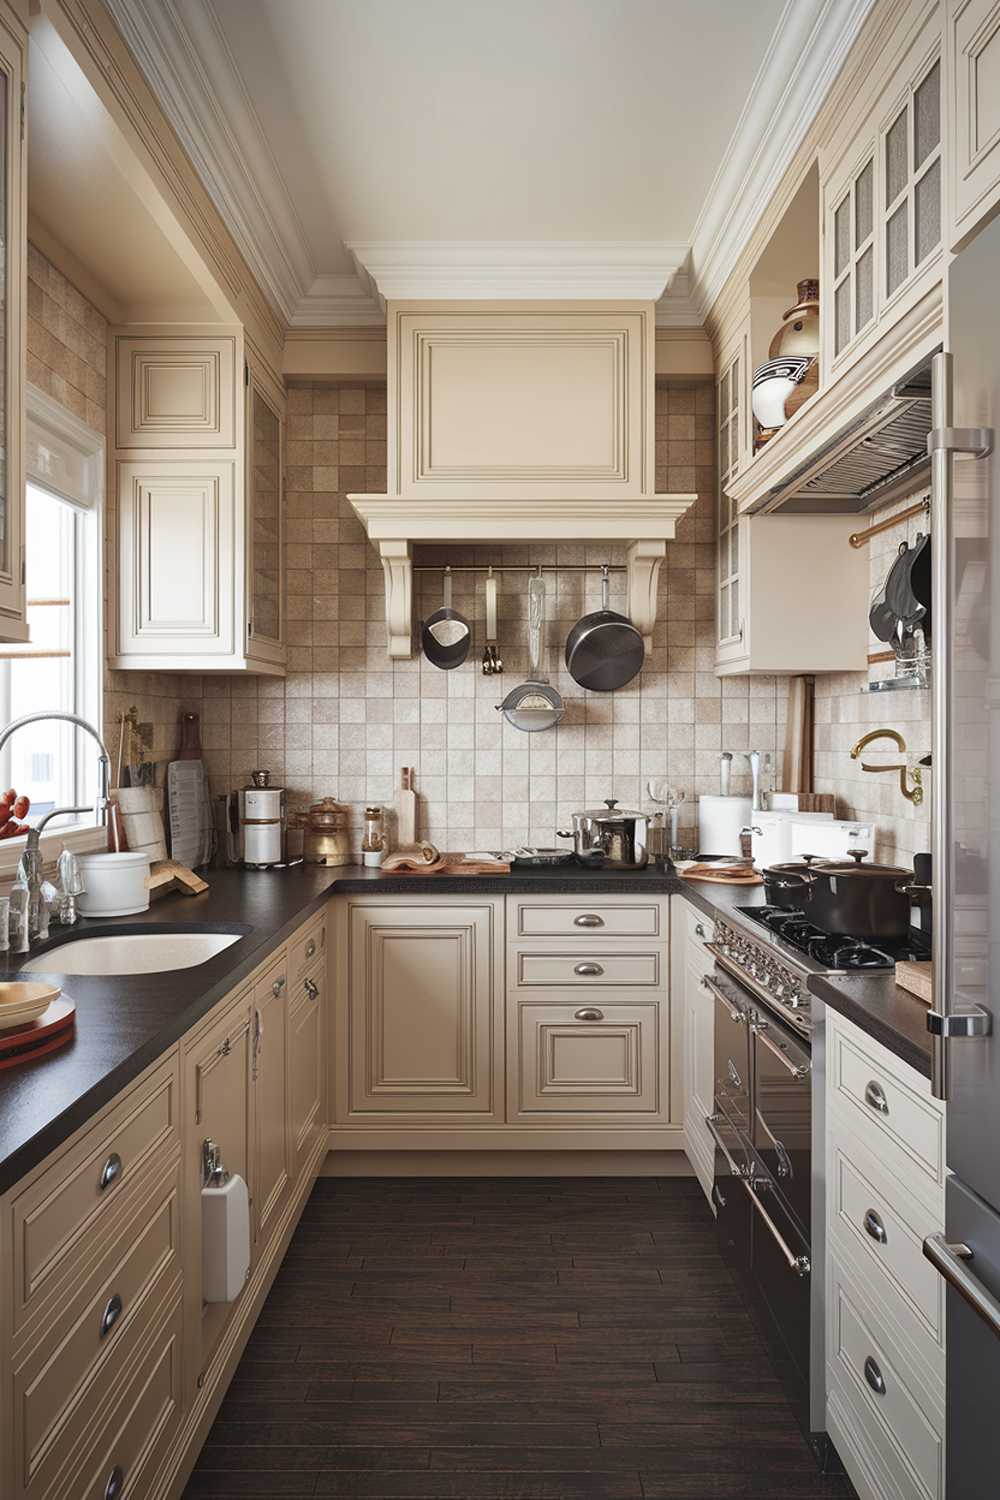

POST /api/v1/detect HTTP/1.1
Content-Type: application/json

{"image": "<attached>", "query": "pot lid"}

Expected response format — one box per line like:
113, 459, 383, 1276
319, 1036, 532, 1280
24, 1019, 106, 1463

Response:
581, 798, 643, 820
815, 857, 911, 878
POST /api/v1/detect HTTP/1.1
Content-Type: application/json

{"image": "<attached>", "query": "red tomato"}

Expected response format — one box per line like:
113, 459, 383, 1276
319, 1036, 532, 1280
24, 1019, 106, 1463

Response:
12, 795, 29, 819
3, 788, 15, 803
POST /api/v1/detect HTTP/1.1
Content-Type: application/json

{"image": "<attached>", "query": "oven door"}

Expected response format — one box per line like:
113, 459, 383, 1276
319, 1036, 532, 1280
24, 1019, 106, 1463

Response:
746, 1168, 812, 1434
750, 1005, 812, 1239
705, 967, 752, 1137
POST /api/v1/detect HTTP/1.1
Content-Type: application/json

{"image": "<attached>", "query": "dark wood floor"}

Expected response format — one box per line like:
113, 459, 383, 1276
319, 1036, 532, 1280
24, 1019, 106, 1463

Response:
183, 1175, 856, 1499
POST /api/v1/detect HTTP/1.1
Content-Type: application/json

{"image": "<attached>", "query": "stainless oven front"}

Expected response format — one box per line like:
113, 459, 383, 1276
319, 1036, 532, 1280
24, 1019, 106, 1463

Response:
703, 961, 827, 1459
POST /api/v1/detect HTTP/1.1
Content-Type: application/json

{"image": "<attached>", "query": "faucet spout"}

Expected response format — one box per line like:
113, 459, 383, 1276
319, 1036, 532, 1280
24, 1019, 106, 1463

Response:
849, 727, 906, 759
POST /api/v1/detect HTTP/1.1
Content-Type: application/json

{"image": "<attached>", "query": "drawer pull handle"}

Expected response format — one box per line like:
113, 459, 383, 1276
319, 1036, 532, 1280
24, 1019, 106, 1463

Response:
574, 962, 604, 976
864, 1080, 889, 1115
574, 913, 605, 927
104, 1465, 125, 1500
863, 1355, 886, 1396
574, 1007, 605, 1022
272, 975, 286, 997
304, 977, 319, 1001
100, 1293, 124, 1340
98, 1152, 123, 1192
305, 938, 317, 959
695, 922, 706, 938
863, 1208, 888, 1245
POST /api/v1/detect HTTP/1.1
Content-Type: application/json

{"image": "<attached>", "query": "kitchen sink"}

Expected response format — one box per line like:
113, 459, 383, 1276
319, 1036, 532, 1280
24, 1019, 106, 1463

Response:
21, 930, 244, 977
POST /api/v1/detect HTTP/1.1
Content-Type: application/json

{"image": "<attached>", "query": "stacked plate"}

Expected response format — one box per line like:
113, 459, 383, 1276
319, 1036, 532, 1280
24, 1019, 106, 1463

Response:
0, 981, 61, 1030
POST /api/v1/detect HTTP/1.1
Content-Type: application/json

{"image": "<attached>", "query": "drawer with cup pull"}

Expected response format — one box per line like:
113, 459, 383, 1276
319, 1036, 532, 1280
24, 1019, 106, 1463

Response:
509, 896, 664, 940
828, 1011, 945, 1213
11, 1166, 181, 1492
289, 917, 326, 982
511, 949, 664, 991
52, 1287, 184, 1500
9, 1052, 179, 1333
827, 1253, 943, 1500
507, 1000, 664, 1120
828, 1138, 944, 1385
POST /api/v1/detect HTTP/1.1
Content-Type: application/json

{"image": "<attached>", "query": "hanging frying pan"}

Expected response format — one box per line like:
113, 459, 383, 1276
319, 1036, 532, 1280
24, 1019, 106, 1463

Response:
421, 567, 471, 670
564, 565, 644, 692
496, 573, 564, 732
885, 531, 931, 635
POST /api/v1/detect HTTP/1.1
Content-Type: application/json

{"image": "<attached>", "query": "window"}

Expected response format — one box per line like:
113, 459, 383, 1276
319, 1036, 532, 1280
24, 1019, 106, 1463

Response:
0, 481, 101, 829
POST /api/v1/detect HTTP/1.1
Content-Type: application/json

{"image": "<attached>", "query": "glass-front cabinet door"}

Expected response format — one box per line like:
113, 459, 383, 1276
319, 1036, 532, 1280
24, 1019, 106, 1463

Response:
715, 321, 749, 669
0, 5, 27, 643
245, 362, 285, 668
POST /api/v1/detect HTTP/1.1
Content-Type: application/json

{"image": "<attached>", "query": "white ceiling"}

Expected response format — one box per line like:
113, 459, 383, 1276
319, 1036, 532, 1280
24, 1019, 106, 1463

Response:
104, 0, 877, 324
209, 0, 783, 271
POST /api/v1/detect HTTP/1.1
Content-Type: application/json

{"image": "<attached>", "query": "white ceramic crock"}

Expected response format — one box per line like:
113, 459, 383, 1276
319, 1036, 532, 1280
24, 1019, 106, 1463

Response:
76, 851, 152, 917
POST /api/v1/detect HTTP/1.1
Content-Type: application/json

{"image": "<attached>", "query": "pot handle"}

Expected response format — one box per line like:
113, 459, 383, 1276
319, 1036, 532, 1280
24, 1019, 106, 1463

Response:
556, 830, 574, 840
767, 871, 815, 889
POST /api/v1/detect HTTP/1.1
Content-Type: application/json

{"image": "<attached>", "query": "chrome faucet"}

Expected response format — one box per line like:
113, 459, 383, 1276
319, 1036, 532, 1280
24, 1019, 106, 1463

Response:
0, 711, 113, 937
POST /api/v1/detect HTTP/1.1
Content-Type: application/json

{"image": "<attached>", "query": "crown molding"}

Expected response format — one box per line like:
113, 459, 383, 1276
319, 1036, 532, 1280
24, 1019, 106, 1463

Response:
347, 241, 688, 304
686, 0, 878, 321
105, 0, 876, 330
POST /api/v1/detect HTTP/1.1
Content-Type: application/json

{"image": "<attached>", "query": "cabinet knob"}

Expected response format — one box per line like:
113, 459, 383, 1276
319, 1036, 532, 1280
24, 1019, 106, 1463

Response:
863, 1208, 888, 1245
304, 978, 319, 1001
100, 1293, 124, 1340
573, 962, 604, 977
305, 939, 317, 959
98, 1152, 123, 1192
864, 1080, 889, 1115
574, 1007, 605, 1022
863, 1355, 886, 1396
104, 1466, 125, 1500
573, 913, 604, 928
272, 975, 286, 997
695, 922, 706, 938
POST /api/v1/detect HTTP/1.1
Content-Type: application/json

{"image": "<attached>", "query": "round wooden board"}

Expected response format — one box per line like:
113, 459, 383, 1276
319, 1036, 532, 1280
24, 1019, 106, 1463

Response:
0, 997, 76, 1068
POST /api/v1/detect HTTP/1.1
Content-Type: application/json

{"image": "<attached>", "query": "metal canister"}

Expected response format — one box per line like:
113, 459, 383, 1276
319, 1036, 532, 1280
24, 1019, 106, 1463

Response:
303, 798, 351, 866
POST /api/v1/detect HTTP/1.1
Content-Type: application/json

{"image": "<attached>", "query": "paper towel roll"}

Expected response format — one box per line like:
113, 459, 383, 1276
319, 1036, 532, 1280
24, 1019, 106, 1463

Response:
698, 795, 753, 857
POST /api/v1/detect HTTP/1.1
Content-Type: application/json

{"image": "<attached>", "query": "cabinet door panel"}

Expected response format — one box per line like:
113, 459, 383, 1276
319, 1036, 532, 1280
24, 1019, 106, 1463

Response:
347, 902, 501, 1118
117, 460, 236, 658
288, 975, 324, 1183
114, 334, 237, 448
952, 0, 1000, 240
245, 368, 285, 665
0, 7, 26, 640
253, 959, 290, 1250
509, 1001, 664, 1121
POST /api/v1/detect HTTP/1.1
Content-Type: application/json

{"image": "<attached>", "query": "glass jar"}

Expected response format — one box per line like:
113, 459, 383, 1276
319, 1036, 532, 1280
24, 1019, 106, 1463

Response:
362, 806, 385, 867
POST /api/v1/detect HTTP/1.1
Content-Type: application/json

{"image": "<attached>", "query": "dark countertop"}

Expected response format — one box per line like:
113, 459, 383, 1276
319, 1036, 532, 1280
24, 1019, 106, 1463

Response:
807, 970, 933, 1078
0, 859, 929, 1193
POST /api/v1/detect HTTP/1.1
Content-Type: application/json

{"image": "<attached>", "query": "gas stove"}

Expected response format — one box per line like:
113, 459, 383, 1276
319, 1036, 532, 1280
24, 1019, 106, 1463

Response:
708, 906, 930, 1038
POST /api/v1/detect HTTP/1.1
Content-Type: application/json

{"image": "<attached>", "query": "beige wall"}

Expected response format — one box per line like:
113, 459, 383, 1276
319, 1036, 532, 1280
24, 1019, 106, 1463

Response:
813, 490, 931, 867
26, 243, 201, 771
199, 380, 788, 854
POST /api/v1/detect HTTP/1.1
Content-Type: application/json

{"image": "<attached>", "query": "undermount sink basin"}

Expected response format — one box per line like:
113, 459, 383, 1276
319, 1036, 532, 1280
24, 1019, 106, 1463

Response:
22, 931, 243, 977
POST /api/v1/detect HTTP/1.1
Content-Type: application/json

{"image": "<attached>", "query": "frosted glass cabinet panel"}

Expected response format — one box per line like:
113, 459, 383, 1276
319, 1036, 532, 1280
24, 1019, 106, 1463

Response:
715, 321, 749, 670
245, 369, 284, 665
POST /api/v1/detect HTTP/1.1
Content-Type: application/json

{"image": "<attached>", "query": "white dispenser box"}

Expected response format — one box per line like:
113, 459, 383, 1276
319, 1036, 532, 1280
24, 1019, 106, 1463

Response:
201, 1140, 250, 1303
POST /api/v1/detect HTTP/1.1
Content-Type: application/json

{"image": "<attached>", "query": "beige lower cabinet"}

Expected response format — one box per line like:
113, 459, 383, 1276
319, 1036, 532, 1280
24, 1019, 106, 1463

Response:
287, 948, 325, 1184
337, 898, 504, 1122
252, 954, 292, 1253
507, 1001, 664, 1121
672, 898, 715, 1203
824, 1009, 946, 1500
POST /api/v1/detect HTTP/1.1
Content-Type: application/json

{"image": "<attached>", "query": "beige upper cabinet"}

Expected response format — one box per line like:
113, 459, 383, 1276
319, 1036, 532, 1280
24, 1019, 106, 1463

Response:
947, 0, 1000, 245
0, 3, 27, 643
821, 2, 943, 384
715, 319, 750, 666
110, 330, 286, 675
339, 899, 504, 1123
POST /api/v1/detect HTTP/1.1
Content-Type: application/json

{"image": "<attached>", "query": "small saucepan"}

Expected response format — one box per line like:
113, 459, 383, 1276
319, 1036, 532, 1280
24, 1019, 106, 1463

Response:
564, 565, 644, 692
421, 568, 471, 670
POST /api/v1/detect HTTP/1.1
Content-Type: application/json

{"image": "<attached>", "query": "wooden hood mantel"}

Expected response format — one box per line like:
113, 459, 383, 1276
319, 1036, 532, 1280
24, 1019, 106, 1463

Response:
349, 301, 697, 657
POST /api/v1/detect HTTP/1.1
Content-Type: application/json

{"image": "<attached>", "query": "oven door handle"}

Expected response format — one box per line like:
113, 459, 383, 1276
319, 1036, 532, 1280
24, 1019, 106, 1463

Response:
745, 1177, 811, 1278
705, 1113, 748, 1180
701, 972, 746, 1024
752, 1019, 811, 1080
923, 1234, 1000, 1342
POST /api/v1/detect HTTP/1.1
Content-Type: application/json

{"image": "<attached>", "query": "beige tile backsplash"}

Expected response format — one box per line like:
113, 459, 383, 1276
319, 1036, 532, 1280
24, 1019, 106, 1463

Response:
19, 247, 933, 870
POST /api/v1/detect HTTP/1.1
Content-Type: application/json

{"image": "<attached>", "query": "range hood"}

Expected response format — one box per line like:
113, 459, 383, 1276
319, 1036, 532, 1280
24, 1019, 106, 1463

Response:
348, 299, 697, 657
750, 361, 934, 515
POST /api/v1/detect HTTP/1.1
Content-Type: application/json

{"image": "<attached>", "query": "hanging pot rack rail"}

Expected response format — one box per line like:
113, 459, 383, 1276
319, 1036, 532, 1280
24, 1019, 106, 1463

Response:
848, 497, 930, 549
413, 563, 627, 574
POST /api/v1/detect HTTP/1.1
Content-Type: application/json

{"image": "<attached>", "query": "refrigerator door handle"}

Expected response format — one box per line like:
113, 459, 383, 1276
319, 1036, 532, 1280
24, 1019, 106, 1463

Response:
924, 1233, 1000, 1341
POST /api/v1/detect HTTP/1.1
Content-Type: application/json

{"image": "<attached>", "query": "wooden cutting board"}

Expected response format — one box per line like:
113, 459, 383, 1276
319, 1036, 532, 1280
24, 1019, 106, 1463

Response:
896, 959, 933, 1005
680, 863, 763, 886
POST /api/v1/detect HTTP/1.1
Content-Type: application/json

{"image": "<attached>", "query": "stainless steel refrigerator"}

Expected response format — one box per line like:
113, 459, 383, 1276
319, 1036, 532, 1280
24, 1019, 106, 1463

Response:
922, 210, 1000, 1498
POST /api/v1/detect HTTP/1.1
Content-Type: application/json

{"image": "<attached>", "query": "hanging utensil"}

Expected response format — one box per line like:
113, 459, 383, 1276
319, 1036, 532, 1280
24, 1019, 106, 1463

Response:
482, 568, 503, 675
564, 565, 644, 692
496, 573, 564, 732
421, 567, 471, 670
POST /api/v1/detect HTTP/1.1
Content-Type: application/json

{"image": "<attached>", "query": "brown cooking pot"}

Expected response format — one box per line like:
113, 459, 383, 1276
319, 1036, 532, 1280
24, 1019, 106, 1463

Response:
763, 850, 914, 939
